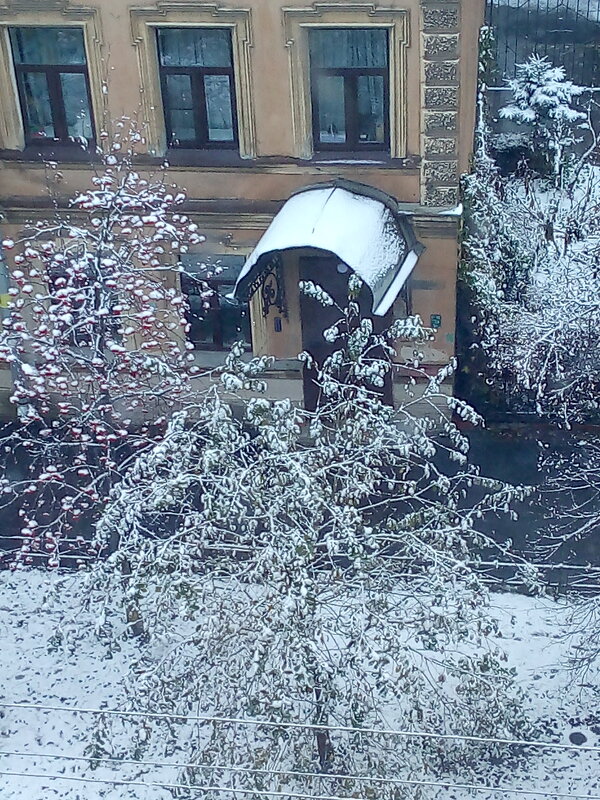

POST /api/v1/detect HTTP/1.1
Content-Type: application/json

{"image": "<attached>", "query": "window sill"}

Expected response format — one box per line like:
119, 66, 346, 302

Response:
0, 146, 420, 171
160, 149, 248, 167
142, 149, 420, 170
311, 150, 416, 166
0, 144, 99, 164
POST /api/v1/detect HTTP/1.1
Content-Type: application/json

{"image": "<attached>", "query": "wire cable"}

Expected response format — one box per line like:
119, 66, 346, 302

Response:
1, 767, 599, 800
1, 748, 559, 792
2, 701, 599, 755
0, 748, 475, 788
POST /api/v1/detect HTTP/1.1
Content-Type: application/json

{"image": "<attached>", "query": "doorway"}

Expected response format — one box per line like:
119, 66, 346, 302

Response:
298, 253, 392, 410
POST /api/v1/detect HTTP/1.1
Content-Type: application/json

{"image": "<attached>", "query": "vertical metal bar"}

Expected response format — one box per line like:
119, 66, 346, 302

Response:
194, 69, 208, 147
583, 0, 594, 86
345, 73, 358, 148
549, 0, 557, 72
48, 69, 68, 141
504, 0, 511, 79
486, 0, 600, 83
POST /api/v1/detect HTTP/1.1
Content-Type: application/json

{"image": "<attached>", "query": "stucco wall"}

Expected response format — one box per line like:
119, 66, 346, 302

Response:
0, 0, 483, 204
0, 0, 484, 411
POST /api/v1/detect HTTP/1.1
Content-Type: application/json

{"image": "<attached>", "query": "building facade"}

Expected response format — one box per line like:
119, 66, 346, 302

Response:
0, 0, 483, 411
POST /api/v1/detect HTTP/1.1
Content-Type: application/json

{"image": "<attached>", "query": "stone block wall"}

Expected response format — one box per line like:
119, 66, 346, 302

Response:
420, 0, 462, 207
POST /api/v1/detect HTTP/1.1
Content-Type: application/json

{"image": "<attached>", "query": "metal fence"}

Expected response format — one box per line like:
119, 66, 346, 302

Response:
485, 0, 600, 86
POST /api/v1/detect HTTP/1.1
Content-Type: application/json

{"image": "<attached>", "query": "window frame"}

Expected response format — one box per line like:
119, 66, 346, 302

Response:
282, 7, 409, 160
130, 7, 256, 159
155, 27, 239, 151
9, 26, 95, 147
308, 29, 391, 152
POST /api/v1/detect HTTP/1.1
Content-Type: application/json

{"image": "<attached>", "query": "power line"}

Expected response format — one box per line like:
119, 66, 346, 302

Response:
0, 748, 467, 789
1, 748, 557, 793
5, 746, 598, 797
1, 554, 94, 562
0, 770, 367, 800
2, 702, 599, 755
1, 767, 599, 800
0, 549, 95, 560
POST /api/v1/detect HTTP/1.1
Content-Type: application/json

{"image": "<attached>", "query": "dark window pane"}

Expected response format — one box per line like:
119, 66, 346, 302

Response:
357, 75, 385, 143
165, 73, 194, 109
188, 294, 218, 346
164, 74, 195, 142
316, 74, 346, 144
60, 73, 93, 139
10, 27, 86, 65
309, 28, 387, 68
181, 255, 250, 349
186, 285, 251, 348
169, 110, 196, 144
182, 254, 245, 280
21, 72, 55, 138
219, 291, 251, 347
157, 28, 232, 67
204, 74, 234, 142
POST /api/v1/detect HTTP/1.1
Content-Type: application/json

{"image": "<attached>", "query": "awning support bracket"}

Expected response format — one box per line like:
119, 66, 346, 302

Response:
247, 252, 288, 319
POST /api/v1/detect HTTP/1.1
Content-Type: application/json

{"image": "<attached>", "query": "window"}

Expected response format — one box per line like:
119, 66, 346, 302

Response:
9, 27, 94, 144
180, 256, 251, 350
309, 28, 389, 151
156, 28, 238, 149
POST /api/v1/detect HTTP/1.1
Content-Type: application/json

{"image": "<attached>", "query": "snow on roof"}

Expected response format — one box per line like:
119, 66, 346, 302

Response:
233, 183, 424, 317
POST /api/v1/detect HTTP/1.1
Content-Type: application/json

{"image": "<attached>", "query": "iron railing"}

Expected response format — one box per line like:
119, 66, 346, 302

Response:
485, 0, 600, 86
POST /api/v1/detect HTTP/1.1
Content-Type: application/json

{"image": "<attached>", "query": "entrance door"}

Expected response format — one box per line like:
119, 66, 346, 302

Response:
299, 254, 392, 410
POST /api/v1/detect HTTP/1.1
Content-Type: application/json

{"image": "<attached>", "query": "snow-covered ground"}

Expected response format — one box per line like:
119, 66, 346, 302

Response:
1, 572, 600, 799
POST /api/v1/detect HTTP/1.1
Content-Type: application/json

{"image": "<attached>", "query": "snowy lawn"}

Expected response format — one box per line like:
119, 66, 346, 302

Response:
1, 571, 600, 799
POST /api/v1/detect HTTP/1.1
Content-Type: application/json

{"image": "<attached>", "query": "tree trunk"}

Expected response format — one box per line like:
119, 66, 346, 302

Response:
314, 685, 333, 772
120, 556, 145, 639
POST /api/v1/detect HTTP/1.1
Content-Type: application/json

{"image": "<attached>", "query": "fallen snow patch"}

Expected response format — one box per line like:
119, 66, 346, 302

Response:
1, 573, 600, 799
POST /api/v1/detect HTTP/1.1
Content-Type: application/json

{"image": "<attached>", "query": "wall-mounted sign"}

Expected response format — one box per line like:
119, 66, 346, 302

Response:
430, 314, 442, 329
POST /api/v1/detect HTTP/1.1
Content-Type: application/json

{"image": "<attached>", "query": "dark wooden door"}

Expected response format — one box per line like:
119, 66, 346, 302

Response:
299, 254, 392, 410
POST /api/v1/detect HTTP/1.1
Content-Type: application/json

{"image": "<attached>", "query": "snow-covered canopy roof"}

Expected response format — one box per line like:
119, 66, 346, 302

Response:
233, 180, 425, 317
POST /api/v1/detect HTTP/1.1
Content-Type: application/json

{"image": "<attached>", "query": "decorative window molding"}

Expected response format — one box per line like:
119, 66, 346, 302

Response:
130, 2, 256, 158
0, 2, 104, 151
282, 2, 409, 159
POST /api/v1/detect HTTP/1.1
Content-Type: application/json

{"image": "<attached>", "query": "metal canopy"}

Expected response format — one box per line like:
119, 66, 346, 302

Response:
233, 179, 425, 317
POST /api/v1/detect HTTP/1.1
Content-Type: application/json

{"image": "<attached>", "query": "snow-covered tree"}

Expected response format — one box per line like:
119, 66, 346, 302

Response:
461, 56, 600, 426
499, 56, 587, 179
84, 281, 533, 796
0, 122, 209, 569
461, 58, 600, 669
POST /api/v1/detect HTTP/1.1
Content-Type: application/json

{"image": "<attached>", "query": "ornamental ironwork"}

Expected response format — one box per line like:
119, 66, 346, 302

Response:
246, 253, 288, 319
